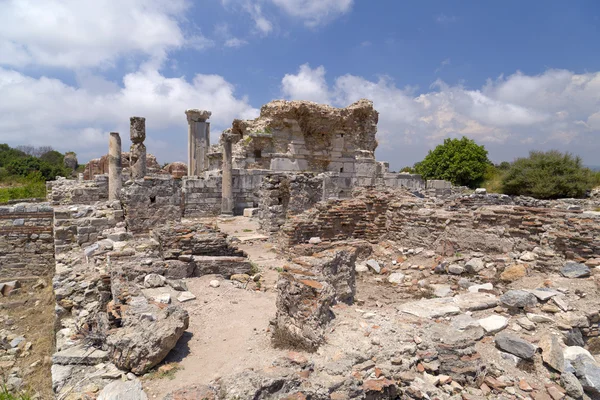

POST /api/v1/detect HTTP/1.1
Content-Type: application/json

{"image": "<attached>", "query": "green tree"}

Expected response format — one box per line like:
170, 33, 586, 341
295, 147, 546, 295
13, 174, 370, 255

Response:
39, 150, 64, 166
502, 150, 594, 199
414, 136, 490, 188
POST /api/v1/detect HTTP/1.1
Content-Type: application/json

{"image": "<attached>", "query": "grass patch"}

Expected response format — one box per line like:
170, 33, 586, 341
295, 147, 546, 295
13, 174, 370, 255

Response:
0, 180, 46, 203
249, 262, 260, 275
142, 363, 182, 381
242, 229, 253, 232
0, 386, 31, 400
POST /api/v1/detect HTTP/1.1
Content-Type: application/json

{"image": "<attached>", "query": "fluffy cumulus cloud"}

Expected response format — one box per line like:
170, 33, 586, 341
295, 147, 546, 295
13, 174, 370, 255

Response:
0, 66, 258, 161
0, 0, 205, 68
281, 64, 600, 166
0, 0, 260, 162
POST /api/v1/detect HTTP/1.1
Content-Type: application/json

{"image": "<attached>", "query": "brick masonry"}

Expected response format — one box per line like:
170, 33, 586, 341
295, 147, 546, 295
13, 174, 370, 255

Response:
0, 203, 55, 277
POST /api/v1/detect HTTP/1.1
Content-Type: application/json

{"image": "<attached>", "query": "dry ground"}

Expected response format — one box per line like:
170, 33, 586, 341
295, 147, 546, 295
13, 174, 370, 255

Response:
0, 278, 55, 399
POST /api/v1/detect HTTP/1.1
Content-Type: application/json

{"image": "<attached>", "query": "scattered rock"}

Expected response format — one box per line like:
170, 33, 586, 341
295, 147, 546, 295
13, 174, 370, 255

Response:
447, 264, 465, 275
97, 379, 148, 400
465, 258, 485, 274
387, 273, 405, 284
495, 333, 537, 360
366, 259, 381, 274
209, 280, 220, 288
560, 372, 584, 399
468, 283, 493, 293
107, 301, 189, 374
527, 313, 554, 323
144, 274, 166, 288
539, 333, 564, 372
177, 291, 196, 302
478, 315, 508, 334
397, 298, 460, 319
520, 251, 537, 262
500, 290, 538, 309
561, 262, 591, 279
308, 237, 322, 244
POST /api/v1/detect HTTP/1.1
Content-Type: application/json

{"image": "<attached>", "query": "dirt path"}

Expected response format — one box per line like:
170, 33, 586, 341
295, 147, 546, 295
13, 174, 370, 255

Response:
143, 217, 287, 398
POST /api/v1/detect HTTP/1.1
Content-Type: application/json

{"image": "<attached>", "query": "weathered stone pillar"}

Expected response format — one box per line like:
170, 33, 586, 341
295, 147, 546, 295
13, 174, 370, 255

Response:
108, 132, 122, 201
130, 116, 146, 179
185, 109, 211, 176
221, 133, 234, 216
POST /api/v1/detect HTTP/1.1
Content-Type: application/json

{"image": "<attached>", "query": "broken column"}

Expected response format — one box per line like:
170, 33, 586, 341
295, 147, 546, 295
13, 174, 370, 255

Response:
130, 117, 146, 179
221, 133, 234, 216
108, 132, 122, 201
185, 109, 211, 176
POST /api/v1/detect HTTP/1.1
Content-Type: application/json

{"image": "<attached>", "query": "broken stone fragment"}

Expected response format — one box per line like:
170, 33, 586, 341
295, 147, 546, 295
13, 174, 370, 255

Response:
499, 290, 538, 309
144, 274, 166, 288
464, 258, 485, 273
366, 259, 381, 274
272, 272, 335, 352
494, 333, 536, 360
97, 379, 148, 400
177, 291, 196, 302
478, 315, 508, 334
561, 262, 591, 279
107, 301, 189, 374
539, 333, 564, 372
387, 272, 405, 284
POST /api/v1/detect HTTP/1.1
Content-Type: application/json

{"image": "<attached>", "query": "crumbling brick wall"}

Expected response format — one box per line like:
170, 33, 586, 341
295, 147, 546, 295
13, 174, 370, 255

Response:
280, 191, 392, 245
0, 203, 55, 277
280, 193, 600, 262
258, 173, 324, 233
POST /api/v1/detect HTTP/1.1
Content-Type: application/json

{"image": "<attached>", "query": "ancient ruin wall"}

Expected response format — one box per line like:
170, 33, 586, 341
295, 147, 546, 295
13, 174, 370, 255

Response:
121, 176, 182, 233
0, 203, 55, 277
258, 173, 325, 233
47, 175, 109, 205
227, 99, 379, 173
53, 202, 124, 255
280, 193, 600, 263
280, 191, 391, 245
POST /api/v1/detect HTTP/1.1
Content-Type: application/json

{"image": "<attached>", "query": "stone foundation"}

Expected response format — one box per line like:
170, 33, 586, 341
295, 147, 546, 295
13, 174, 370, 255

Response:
0, 203, 54, 277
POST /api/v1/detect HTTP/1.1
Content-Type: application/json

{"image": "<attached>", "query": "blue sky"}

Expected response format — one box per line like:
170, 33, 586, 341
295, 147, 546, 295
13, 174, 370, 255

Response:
0, 0, 599, 169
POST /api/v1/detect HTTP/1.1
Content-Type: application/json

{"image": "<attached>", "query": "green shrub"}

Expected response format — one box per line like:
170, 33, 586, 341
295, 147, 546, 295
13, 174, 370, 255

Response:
502, 150, 595, 199
482, 164, 506, 194
414, 136, 490, 188
0, 385, 31, 400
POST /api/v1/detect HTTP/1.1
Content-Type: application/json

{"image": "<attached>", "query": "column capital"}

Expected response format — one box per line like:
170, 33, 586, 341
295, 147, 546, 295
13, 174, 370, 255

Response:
186, 109, 212, 123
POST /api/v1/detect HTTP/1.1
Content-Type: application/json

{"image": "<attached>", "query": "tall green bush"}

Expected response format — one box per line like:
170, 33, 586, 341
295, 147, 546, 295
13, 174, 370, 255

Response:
414, 136, 490, 188
502, 150, 595, 199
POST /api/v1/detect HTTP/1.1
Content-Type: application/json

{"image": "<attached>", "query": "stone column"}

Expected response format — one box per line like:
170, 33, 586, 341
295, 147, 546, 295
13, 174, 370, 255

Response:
185, 109, 212, 176
130, 116, 146, 179
108, 132, 122, 201
221, 133, 234, 216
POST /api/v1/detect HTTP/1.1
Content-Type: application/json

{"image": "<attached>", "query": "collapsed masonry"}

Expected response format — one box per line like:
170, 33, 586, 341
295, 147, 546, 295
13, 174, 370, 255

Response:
61, 99, 428, 219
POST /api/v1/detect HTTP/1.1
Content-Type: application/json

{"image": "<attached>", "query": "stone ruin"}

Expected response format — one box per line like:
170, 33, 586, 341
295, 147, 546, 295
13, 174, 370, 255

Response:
1, 99, 600, 399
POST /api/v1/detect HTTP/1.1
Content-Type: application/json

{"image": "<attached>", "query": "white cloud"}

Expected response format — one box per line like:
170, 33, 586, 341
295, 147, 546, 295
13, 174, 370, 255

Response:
280, 64, 600, 165
225, 38, 249, 48
0, 0, 209, 69
246, 3, 274, 35
0, 66, 259, 162
281, 64, 330, 104
270, 0, 353, 27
